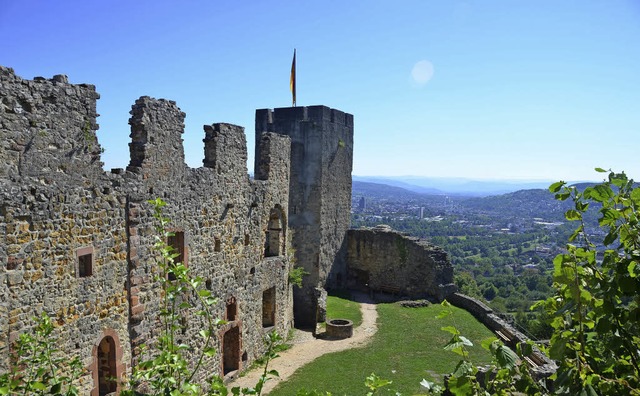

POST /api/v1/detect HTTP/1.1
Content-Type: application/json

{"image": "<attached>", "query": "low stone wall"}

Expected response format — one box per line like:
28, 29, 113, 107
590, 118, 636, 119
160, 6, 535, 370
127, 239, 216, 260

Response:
448, 293, 556, 377
346, 225, 456, 301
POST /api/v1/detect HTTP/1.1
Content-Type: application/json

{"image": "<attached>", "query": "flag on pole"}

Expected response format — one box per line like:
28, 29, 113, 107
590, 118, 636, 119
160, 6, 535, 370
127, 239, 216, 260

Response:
290, 49, 296, 107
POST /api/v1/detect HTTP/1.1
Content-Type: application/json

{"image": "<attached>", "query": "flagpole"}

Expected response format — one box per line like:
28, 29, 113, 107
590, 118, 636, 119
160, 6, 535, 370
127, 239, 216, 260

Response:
290, 49, 296, 107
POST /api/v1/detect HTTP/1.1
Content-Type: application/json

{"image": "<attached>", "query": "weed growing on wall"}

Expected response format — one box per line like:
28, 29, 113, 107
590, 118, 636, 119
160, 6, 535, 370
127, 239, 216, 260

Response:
0, 312, 84, 395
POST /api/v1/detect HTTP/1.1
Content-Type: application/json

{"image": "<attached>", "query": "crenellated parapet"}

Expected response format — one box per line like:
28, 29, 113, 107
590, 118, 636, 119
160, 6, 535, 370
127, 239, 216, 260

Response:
203, 123, 248, 181
0, 66, 103, 182
127, 96, 187, 180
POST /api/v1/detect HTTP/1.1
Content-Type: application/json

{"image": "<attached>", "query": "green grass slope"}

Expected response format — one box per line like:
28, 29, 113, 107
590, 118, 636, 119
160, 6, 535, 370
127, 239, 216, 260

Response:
270, 303, 495, 395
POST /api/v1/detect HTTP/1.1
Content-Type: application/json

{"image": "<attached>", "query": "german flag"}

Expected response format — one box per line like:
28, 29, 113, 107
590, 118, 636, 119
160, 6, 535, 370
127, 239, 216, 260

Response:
290, 49, 296, 107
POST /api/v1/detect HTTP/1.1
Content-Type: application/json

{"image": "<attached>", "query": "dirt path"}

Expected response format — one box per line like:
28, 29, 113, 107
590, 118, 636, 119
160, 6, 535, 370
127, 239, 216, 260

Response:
228, 293, 378, 394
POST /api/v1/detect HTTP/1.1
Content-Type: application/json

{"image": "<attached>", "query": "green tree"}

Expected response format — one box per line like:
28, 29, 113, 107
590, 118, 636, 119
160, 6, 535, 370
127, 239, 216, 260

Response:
541, 169, 640, 395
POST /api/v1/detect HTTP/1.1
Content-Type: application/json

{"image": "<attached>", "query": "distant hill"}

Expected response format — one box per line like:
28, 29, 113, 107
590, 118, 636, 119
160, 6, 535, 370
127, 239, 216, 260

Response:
353, 175, 595, 197
352, 179, 576, 222
459, 188, 572, 220
352, 177, 446, 195
352, 181, 434, 199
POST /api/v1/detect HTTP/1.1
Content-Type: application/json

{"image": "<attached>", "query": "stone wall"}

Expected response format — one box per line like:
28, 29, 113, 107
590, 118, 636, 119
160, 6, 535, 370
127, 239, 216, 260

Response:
346, 225, 456, 300
0, 66, 296, 392
255, 106, 353, 328
447, 293, 556, 377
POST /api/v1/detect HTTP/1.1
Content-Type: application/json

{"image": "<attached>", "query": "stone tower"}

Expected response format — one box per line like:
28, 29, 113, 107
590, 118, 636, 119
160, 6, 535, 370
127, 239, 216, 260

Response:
255, 106, 353, 328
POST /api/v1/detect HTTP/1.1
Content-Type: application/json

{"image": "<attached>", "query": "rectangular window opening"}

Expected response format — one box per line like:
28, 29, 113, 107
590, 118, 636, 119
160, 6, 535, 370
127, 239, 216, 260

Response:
77, 246, 93, 277
167, 231, 186, 281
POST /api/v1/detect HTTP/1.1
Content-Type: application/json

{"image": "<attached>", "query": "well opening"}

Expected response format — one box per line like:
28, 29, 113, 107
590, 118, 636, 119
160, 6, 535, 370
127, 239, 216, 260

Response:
325, 318, 353, 339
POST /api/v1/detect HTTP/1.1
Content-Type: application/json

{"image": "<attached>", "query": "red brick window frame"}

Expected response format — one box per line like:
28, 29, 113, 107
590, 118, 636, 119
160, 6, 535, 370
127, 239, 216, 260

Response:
76, 246, 94, 277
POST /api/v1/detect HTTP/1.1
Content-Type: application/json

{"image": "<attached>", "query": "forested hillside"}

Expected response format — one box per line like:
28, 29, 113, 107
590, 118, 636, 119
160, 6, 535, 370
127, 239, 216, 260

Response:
351, 181, 599, 339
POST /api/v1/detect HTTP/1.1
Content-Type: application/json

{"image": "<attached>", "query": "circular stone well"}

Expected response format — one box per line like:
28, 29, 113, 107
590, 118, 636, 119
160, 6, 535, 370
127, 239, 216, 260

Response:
326, 319, 353, 339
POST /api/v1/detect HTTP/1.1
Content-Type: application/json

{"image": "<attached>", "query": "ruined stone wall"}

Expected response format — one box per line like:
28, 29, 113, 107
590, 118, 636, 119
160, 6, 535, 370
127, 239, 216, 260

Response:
0, 66, 129, 394
124, 97, 294, 380
255, 106, 353, 328
1, 66, 295, 392
346, 225, 456, 300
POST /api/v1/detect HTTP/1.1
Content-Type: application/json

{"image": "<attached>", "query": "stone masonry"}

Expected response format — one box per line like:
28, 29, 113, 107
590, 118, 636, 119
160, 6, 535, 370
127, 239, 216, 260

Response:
255, 106, 354, 328
347, 225, 456, 300
0, 66, 296, 394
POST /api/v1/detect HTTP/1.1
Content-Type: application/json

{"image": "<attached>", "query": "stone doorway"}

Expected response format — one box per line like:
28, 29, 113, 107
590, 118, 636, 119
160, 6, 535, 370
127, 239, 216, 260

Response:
97, 336, 117, 395
91, 329, 124, 396
223, 326, 240, 376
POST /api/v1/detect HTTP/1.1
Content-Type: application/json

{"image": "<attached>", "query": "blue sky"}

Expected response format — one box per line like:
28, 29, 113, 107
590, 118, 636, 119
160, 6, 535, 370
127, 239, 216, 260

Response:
2, 1, 639, 181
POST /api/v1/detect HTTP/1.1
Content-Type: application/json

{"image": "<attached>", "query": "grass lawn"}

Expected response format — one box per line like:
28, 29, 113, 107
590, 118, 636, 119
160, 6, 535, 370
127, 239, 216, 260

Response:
270, 302, 495, 395
326, 291, 363, 327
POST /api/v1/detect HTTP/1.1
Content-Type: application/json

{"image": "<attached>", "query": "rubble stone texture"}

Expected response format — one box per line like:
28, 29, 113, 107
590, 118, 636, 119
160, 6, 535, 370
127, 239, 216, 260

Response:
346, 226, 456, 300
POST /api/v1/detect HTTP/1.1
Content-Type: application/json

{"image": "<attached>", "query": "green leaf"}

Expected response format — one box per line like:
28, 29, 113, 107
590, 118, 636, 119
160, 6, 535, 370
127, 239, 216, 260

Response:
481, 337, 498, 351
595, 167, 607, 173
549, 181, 566, 193
452, 360, 475, 377
580, 384, 599, 396
364, 373, 392, 391
565, 209, 582, 221
629, 261, 638, 278
32, 382, 47, 391
493, 344, 519, 370
603, 231, 618, 246
436, 310, 450, 319
441, 326, 458, 335
448, 373, 473, 396
631, 188, 640, 204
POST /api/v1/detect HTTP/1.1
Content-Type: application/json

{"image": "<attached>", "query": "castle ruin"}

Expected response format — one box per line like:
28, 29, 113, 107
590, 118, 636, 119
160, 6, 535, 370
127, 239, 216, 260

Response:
0, 66, 455, 393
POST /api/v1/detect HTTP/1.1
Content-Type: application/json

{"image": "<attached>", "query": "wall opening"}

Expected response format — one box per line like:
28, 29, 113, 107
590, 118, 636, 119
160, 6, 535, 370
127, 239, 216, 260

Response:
262, 287, 276, 328
91, 330, 124, 396
167, 231, 185, 264
265, 206, 285, 257
167, 230, 185, 280
96, 336, 117, 395
223, 326, 240, 376
77, 246, 93, 277
226, 297, 237, 322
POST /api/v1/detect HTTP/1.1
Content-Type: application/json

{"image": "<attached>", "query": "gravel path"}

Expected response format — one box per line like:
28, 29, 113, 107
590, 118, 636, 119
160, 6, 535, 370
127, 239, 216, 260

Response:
228, 293, 378, 394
